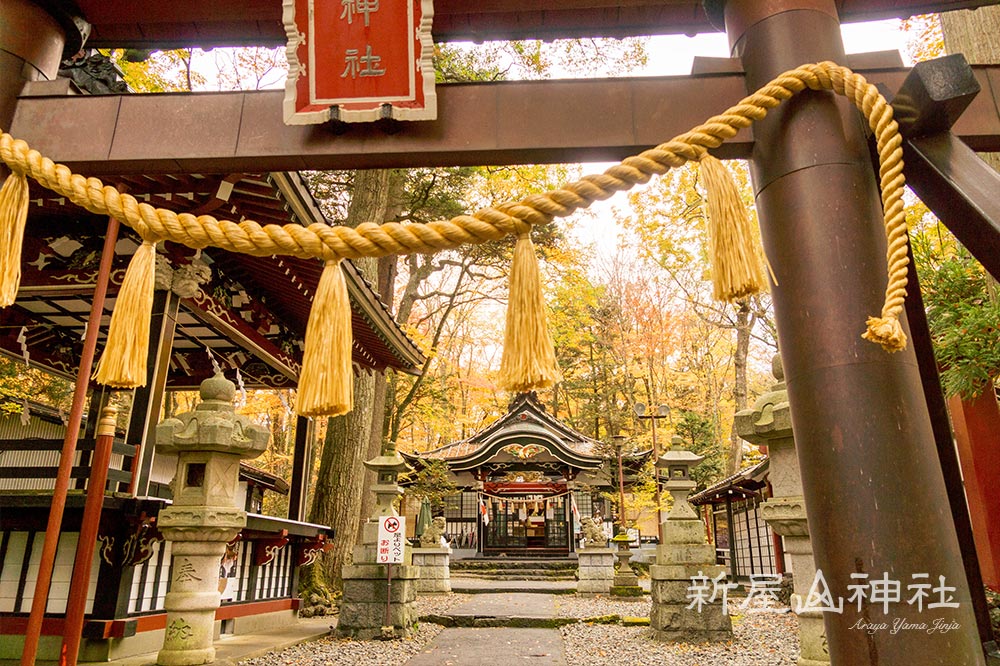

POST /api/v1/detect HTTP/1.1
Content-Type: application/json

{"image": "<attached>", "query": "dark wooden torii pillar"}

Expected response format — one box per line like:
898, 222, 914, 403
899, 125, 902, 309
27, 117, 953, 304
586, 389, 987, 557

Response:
0, 4, 90, 666
714, 1, 984, 664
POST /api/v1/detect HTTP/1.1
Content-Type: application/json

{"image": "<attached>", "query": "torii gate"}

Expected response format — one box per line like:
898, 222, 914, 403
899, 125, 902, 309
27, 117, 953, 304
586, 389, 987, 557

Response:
3, 1, 1000, 665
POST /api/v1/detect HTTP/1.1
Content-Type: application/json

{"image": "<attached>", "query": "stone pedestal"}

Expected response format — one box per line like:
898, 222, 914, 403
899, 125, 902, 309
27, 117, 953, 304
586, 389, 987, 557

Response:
610, 537, 643, 597
576, 547, 614, 595
735, 355, 828, 666
154, 374, 269, 666
337, 449, 419, 639
650, 437, 732, 642
650, 529, 733, 641
412, 547, 451, 594
339, 562, 420, 638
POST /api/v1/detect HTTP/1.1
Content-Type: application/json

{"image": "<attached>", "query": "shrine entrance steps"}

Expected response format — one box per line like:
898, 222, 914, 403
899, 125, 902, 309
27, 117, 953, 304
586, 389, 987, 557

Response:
449, 558, 578, 594
451, 557, 577, 580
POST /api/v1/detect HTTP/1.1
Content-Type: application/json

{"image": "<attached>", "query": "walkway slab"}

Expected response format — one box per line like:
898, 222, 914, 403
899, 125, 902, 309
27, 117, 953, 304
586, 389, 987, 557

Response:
406, 628, 566, 666
448, 593, 557, 619
450, 578, 576, 594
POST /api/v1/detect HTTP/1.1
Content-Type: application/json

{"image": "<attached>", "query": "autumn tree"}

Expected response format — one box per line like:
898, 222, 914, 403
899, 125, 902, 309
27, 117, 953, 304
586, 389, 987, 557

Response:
305, 169, 397, 591
0, 357, 72, 417
619, 161, 775, 474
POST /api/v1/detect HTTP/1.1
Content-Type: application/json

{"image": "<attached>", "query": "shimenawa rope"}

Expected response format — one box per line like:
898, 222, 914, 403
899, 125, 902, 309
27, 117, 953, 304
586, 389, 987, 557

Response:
0, 61, 910, 416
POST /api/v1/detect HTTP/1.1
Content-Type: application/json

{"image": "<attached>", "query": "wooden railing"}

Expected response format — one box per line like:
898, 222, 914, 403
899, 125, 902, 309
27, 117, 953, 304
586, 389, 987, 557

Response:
0, 437, 135, 492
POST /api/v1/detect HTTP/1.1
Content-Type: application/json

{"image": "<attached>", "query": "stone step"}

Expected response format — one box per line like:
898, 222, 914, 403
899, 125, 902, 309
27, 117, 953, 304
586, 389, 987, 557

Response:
450, 559, 577, 571
451, 572, 576, 581
451, 568, 575, 577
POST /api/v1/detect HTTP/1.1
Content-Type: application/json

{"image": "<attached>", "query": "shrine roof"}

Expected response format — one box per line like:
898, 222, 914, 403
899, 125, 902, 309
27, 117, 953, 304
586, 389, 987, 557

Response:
405, 392, 620, 472
0, 170, 424, 389
688, 457, 769, 505
72, 1, 998, 48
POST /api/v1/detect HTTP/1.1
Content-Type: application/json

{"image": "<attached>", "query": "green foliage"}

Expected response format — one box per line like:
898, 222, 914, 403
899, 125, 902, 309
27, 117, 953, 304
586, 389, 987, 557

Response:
401, 458, 457, 505
0, 356, 73, 417
434, 44, 506, 83
105, 48, 205, 92
674, 410, 725, 489
911, 222, 1000, 399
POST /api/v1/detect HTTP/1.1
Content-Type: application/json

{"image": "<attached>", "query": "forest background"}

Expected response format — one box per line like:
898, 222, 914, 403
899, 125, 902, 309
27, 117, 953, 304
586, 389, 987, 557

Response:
2, 12, 997, 591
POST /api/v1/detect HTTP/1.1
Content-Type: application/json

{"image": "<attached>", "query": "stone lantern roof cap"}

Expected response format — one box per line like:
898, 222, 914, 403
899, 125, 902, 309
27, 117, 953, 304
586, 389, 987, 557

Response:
656, 447, 705, 468
656, 436, 704, 468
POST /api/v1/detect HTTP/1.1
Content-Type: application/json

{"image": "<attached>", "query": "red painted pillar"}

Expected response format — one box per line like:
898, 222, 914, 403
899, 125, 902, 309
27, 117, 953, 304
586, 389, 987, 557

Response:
61, 402, 119, 666
948, 391, 1000, 591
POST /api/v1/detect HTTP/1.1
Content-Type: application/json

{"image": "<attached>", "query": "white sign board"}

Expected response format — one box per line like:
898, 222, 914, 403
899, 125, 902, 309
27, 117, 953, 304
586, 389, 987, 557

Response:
377, 515, 406, 564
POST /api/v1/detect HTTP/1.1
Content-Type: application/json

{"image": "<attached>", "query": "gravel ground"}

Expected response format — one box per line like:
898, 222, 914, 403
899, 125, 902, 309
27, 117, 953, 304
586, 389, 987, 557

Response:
561, 603, 800, 666
239, 624, 444, 666
554, 595, 652, 619
414, 593, 474, 616
241, 598, 797, 666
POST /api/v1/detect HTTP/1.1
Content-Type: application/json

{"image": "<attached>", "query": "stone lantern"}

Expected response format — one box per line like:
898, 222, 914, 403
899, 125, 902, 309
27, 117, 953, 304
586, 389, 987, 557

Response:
649, 435, 732, 642
610, 532, 642, 597
154, 373, 269, 666
735, 354, 828, 666
656, 437, 704, 519
338, 443, 420, 639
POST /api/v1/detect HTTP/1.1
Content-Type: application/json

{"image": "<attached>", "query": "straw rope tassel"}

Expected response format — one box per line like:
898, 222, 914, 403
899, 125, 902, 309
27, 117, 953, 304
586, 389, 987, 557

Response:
499, 233, 561, 392
0, 169, 29, 307
699, 154, 766, 302
93, 240, 157, 387
296, 259, 353, 417
0, 61, 914, 385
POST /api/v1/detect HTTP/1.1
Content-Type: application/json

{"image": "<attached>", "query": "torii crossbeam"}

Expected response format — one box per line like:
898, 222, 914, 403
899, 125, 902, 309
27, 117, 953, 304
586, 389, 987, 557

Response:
3, 1, 1000, 665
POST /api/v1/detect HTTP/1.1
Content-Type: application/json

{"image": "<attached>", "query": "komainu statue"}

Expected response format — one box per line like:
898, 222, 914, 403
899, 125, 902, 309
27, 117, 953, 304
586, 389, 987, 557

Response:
581, 516, 607, 547
420, 516, 448, 548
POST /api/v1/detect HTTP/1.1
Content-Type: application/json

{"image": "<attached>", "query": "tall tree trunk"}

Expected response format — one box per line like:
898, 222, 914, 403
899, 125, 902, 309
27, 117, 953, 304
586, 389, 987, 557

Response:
357, 171, 404, 527
305, 169, 390, 590
308, 375, 375, 586
726, 300, 752, 475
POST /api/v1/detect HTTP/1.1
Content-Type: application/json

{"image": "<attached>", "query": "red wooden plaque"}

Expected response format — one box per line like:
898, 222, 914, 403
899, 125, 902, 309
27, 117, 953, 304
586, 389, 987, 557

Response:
283, 0, 437, 124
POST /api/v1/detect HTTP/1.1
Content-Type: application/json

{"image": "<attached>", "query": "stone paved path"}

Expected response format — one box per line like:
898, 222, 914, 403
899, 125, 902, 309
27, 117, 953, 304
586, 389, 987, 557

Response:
447, 592, 557, 619
406, 628, 566, 666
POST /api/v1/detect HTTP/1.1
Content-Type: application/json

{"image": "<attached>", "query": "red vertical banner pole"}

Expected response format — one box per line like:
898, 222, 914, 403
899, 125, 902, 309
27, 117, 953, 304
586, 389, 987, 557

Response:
21, 217, 120, 666
60, 403, 119, 666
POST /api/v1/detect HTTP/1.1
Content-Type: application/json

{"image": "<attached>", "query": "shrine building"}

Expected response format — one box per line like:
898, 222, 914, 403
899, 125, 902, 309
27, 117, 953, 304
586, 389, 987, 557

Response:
403, 392, 653, 558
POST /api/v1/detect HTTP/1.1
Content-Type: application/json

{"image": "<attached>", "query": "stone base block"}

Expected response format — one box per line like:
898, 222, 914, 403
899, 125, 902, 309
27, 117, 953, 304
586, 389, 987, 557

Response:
157, 645, 215, 666
577, 548, 614, 595
656, 543, 716, 565
613, 570, 640, 588
577, 579, 612, 595
578, 547, 615, 558
579, 565, 615, 579
650, 602, 732, 643
650, 563, 727, 582
610, 585, 644, 597
662, 519, 707, 544
412, 548, 452, 595
336, 600, 419, 640
338, 563, 419, 639
651, 579, 695, 604
417, 577, 452, 594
